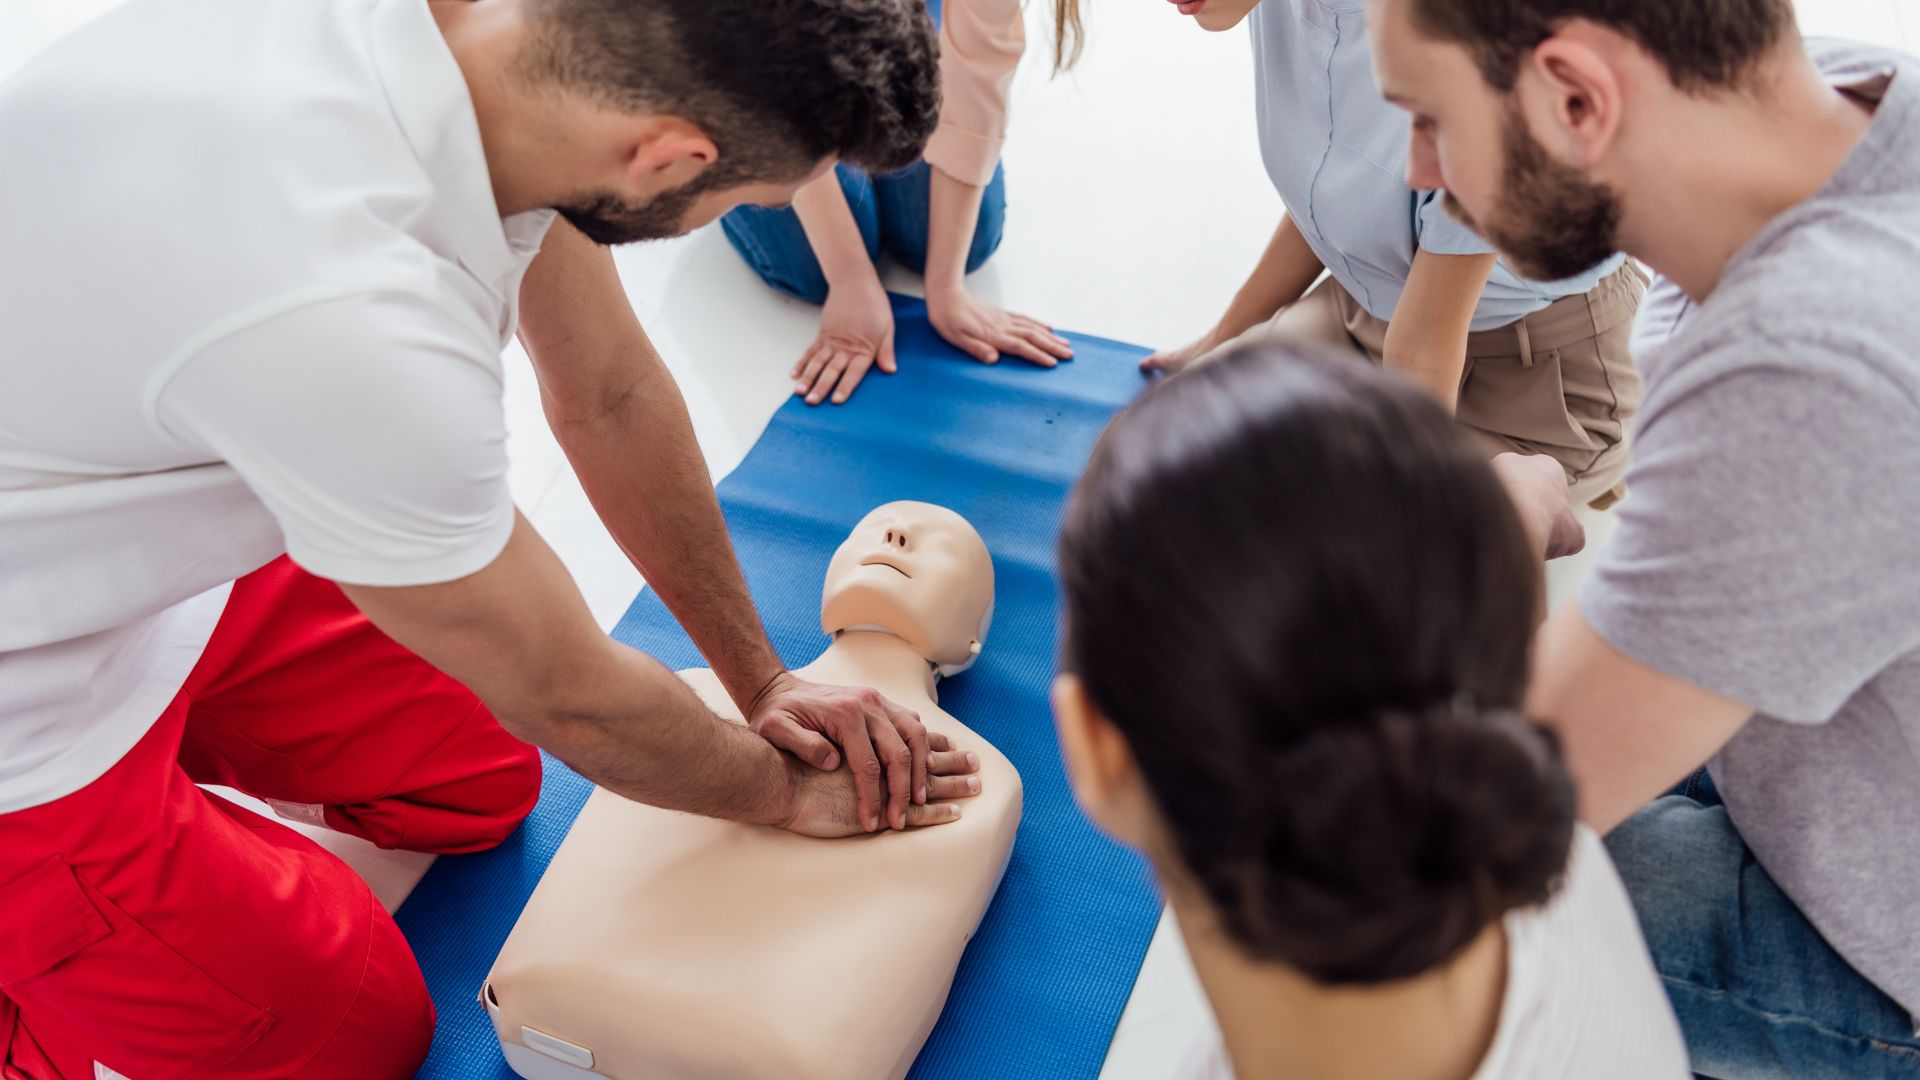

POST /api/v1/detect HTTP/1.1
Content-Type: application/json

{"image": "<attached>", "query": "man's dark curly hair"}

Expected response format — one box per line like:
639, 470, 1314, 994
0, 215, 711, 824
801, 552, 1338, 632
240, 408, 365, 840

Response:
520, 0, 941, 184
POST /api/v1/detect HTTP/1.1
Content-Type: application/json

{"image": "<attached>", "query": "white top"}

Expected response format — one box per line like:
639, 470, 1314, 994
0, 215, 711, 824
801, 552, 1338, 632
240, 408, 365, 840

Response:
0, 0, 554, 812
1177, 826, 1690, 1079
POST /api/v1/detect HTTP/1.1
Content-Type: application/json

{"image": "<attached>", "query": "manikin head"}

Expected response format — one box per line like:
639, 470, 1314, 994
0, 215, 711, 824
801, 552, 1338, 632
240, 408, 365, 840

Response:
822, 503, 996, 677
1364, 0, 1799, 280
447, 0, 939, 244
1052, 342, 1576, 985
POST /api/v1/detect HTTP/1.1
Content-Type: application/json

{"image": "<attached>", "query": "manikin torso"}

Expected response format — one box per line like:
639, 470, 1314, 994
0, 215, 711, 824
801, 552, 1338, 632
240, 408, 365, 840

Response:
484, 504, 1023, 1080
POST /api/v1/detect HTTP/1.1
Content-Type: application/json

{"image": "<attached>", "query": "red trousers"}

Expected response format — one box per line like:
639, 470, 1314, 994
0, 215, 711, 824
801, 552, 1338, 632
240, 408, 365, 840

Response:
0, 558, 541, 1079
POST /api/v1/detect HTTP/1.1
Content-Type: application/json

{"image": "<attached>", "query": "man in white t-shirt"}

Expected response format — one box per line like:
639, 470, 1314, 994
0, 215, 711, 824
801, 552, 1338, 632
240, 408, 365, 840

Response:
0, 0, 969, 1074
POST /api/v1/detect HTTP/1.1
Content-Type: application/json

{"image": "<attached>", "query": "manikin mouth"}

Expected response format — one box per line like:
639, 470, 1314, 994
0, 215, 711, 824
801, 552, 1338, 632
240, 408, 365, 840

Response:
859, 556, 911, 578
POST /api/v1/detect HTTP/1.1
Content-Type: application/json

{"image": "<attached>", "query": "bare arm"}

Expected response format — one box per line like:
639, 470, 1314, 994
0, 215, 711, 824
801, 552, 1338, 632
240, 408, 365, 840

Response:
1530, 602, 1753, 832
785, 170, 900, 406
1143, 214, 1326, 372
1382, 250, 1497, 411
342, 514, 794, 824
515, 220, 944, 832
922, 167, 1072, 367
519, 221, 783, 711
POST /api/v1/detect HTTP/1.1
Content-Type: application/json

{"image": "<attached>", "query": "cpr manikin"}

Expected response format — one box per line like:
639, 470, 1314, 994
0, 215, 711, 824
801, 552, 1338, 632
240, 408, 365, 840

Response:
482, 502, 1023, 1080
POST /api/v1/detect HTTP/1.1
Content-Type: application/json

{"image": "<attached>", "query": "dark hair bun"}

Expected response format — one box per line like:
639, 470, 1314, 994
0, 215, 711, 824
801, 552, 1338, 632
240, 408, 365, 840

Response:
1058, 345, 1570, 986
1195, 704, 1576, 985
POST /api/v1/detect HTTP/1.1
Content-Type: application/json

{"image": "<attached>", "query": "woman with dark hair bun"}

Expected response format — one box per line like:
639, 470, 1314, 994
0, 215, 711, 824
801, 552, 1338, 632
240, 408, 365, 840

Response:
1051, 343, 1687, 1078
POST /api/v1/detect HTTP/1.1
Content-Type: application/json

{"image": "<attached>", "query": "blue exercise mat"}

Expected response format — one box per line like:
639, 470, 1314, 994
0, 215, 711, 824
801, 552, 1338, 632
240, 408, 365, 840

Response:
397, 296, 1163, 1079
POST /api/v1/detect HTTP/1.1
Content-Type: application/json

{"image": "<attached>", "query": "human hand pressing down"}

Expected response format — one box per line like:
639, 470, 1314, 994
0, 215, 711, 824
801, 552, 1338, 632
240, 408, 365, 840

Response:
925, 284, 1073, 370
794, 274, 897, 406
777, 730, 983, 838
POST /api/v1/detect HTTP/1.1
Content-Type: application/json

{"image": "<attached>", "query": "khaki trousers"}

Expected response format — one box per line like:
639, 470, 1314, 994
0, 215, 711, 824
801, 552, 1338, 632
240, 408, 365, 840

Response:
1220, 263, 1647, 506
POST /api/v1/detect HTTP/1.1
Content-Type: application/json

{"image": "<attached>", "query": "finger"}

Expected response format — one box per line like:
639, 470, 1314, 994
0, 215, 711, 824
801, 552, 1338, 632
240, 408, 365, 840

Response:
806, 351, 852, 405
926, 773, 983, 801
904, 801, 963, 829
866, 702, 913, 830
960, 335, 999, 365
795, 345, 831, 394
761, 716, 840, 771
1017, 320, 1074, 358
927, 731, 953, 753
840, 721, 885, 833
997, 332, 1057, 369
885, 704, 929, 805
791, 342, 823, 381
929, 749, 980, 776
877, 335, 898, 374
1015, 326, 1070, 365
829, 353, 875, 405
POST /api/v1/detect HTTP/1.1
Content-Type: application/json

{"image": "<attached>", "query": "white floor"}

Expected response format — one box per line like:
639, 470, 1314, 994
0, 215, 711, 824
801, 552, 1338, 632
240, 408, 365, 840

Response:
5, 1, 1915, 1076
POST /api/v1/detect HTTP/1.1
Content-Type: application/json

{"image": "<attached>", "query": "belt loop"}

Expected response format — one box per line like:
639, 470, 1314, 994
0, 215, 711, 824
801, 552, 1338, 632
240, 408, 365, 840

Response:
1515, 315, 1534, 368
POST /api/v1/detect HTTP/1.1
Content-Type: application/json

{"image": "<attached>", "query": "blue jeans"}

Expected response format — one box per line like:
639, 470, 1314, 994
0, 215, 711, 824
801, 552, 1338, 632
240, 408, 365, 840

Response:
720, 159, 1009, 305
1606, 770, 1920, 1078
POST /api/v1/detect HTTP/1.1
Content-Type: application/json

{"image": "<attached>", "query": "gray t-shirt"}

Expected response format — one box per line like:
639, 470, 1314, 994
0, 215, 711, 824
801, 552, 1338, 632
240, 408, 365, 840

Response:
1583, 40, 1920, 1020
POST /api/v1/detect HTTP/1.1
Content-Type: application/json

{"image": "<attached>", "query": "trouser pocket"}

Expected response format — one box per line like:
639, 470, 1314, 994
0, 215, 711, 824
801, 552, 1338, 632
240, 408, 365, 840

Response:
0, 857, 272, 1080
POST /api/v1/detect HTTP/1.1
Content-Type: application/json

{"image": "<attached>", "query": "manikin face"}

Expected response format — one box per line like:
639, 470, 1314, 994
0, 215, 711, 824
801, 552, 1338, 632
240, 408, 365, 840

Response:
1366, 0, 1623, 281
1161, 0, 1263, 33
821, 502, 995, 671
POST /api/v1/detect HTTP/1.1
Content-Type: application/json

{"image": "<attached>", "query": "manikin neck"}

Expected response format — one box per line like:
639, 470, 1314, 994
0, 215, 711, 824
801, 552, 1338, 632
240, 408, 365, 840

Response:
815, 630, 941, 704
1170, 890, 1508, 1080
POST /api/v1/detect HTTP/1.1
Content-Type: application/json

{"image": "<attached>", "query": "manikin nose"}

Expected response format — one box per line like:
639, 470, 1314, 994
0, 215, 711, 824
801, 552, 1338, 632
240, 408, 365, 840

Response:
882, 527, 911, 551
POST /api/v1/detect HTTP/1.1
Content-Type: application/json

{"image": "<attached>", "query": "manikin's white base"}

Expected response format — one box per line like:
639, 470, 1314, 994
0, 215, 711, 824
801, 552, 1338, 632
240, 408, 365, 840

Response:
484, 981, 609, 1080
500, 1042, 604, 1080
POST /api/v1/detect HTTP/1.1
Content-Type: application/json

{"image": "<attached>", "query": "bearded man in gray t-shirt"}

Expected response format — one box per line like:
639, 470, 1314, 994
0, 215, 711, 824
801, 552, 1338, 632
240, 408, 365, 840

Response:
1367, 1, 1920, 1075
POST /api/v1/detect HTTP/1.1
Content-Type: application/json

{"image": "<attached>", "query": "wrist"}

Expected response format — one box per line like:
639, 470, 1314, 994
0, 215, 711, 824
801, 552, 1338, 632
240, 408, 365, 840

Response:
741, 667, 796, 724
751, 752, 803, 828
923, 272, 968, 302
821, 254, 883, 293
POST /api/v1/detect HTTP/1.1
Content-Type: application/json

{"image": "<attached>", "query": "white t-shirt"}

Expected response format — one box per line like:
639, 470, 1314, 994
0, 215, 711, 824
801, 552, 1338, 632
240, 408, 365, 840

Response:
0, 0, 554, 812
1176, 827, 1690, 1079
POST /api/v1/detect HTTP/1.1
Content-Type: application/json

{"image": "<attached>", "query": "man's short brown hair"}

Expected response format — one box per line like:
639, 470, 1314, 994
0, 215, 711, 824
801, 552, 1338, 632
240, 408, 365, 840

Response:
1405, 0, 1799, 93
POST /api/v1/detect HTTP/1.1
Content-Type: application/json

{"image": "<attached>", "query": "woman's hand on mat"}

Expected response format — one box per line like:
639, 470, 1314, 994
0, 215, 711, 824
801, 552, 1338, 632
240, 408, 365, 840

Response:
925, 284, 1073, 369
1141, 326, 1227, 375
778, 730, 979, 838
795, 276, 897, 406
1491, 452, 1586, 561
749, 672, 943, 832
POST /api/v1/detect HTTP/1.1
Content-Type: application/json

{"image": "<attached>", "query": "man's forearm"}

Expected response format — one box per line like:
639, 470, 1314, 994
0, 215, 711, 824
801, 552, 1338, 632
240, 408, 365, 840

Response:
1382, 249, 1497, 413
538, 641, 795, 824
552, 357, 785, 708
518, 222, 786, 710
340, 514, 794, 825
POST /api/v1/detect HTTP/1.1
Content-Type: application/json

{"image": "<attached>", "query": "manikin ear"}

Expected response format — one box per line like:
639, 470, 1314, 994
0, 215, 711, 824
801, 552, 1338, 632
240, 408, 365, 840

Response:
1520, 27, 1627, 168
619, 115, 718, 195
1051, 674, 1156, 850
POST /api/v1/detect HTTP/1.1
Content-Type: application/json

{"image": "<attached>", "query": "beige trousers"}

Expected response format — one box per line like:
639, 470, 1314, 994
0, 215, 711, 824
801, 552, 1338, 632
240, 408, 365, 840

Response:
1217, 262, 1647, 506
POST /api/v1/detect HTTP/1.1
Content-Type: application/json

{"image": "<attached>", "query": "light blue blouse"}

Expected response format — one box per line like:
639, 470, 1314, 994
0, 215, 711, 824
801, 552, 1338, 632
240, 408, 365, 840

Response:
1250, 0, 1623, 332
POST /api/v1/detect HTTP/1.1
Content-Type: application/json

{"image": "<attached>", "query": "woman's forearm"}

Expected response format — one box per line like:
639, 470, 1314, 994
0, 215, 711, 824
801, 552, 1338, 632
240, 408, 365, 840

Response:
1214, 214, 1326, 340
925, 167, 986, 296
792, 171, 882, 289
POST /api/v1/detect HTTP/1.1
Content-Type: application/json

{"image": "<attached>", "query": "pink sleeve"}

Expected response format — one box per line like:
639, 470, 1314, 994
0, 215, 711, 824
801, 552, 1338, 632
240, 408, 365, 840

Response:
922, 0, 1025, 187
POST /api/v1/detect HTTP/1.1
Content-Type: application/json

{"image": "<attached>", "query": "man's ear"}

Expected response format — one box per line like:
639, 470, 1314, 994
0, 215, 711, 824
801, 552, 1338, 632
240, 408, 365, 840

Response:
1522, 26, 1627, 167
1051, 673, 1154, 849
620, 115, 718, 194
